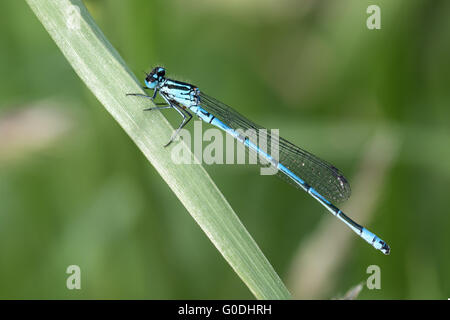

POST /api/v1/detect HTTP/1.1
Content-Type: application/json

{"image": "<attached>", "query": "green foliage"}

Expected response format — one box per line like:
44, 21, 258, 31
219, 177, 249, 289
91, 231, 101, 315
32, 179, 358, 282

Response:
0, 0, 449, 299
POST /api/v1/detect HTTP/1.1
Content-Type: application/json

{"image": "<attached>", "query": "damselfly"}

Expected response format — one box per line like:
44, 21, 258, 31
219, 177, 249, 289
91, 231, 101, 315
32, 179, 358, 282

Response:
127, 67, 390, 255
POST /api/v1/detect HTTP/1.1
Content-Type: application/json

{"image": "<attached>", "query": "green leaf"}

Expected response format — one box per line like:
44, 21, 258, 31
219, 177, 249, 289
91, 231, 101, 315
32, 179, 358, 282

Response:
25, 0, 291, 299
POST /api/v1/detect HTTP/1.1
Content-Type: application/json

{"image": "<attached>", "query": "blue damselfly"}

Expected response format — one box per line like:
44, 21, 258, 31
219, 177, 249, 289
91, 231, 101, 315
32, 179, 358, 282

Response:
127, 67, 390, 255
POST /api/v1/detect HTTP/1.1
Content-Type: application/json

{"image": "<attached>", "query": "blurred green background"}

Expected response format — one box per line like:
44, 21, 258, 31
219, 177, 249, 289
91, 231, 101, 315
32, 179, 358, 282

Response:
1, 0, 449, 299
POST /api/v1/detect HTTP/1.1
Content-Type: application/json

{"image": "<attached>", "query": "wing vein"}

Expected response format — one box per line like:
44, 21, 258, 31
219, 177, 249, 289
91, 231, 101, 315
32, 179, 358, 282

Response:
199, 92, 351, 202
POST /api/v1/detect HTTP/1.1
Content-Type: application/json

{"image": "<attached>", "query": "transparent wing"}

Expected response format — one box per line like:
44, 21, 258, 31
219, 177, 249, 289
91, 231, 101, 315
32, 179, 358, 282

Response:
199, 92, 351, 203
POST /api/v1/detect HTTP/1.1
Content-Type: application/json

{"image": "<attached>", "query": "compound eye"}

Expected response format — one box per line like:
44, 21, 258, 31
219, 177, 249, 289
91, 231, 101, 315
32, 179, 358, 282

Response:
145, 77, 157, 89
145, 74, 155, 83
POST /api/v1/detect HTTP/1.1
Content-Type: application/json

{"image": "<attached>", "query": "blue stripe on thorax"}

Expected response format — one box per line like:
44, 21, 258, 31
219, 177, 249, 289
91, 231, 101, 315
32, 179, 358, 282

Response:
160, 80, 199, 108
